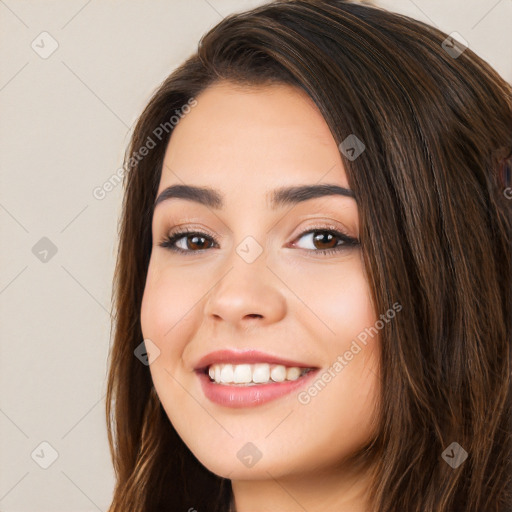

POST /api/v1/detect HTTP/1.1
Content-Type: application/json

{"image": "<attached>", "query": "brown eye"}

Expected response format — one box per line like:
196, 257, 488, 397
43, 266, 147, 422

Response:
159, 227, 358, 255
182, 234, 212, 251
311, 231, 339, 250
159, 231, 217, 252
294, 228, 358, 254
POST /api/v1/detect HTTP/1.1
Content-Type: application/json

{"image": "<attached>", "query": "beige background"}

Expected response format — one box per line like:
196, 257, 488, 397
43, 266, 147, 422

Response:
0, 0, 510, 510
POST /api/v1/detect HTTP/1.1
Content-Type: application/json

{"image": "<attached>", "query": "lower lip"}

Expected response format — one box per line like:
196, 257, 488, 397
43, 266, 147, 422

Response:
196, 369, 319, 408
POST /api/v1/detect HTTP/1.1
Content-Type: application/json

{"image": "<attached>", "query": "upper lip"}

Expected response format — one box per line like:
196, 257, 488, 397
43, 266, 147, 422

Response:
193, 349, 318, 372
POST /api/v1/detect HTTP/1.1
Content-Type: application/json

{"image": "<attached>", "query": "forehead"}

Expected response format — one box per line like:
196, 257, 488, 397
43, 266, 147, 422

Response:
160, 80, 349, 194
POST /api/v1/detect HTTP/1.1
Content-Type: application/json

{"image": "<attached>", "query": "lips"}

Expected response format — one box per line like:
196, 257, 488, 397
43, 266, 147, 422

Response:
193, 349, 319, 408
192, 349, 320, 407
193, 349, 318, 373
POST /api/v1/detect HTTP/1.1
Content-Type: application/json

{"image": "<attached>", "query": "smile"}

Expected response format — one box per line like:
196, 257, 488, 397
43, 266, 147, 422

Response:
206, 363, 314, 385
196, 365, 319, 408
193, 349, 320, 407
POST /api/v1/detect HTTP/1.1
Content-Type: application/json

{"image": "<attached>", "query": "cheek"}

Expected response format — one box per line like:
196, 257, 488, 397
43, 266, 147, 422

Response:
140, 259, 194, 359
270, 252, 381, 439
289, 254, 381, 433
280, 252, 376, 341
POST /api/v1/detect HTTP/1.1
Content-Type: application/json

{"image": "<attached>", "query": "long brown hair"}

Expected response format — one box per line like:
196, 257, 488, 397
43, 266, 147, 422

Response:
105, 1, 512, 510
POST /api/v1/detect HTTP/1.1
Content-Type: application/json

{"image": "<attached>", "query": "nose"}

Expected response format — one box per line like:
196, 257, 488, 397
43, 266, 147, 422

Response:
203, 247, 286, 329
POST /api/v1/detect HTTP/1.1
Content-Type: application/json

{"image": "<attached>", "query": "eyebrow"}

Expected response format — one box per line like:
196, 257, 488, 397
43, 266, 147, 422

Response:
153, 183, 356, 211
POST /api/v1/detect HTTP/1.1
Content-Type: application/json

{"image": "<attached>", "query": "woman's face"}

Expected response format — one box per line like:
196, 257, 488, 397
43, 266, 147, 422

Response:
140, 81, 381, 481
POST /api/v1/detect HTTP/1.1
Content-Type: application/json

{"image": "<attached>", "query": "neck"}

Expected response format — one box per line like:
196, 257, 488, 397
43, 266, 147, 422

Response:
230, 460, 373, 512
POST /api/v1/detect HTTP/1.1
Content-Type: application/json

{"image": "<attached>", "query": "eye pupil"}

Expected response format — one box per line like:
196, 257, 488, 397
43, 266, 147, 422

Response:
313, 231, 338, 250
188, 235, 208, 250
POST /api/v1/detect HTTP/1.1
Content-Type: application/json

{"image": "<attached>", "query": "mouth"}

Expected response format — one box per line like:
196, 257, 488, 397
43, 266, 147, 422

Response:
192, 349, 320, 407
198, 363, 316, 386
195, 363, 319, 408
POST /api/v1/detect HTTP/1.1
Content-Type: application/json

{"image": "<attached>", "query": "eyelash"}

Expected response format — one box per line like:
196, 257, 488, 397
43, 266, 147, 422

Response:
158, 225, 359, 256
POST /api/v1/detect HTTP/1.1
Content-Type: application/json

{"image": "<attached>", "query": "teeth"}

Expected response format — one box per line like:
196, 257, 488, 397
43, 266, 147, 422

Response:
233, 364, 252, 383
286, 367, 301, 380
220, 364, 234, 383
252, 363, 270, 383
270, 365, 286, 382
206, 363, 312, 385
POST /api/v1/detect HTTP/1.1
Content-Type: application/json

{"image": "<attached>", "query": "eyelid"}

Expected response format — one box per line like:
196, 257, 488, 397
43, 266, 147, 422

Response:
162, 220, 356, 244
289, 219, 355, 241
164, 222, 219, 240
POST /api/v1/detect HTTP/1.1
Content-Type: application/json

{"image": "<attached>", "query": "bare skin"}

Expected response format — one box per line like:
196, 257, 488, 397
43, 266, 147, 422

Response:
140, 80, 381, 511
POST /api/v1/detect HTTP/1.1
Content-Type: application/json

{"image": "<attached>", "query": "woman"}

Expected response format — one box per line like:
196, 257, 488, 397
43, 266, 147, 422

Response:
105, 1, 512, 510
